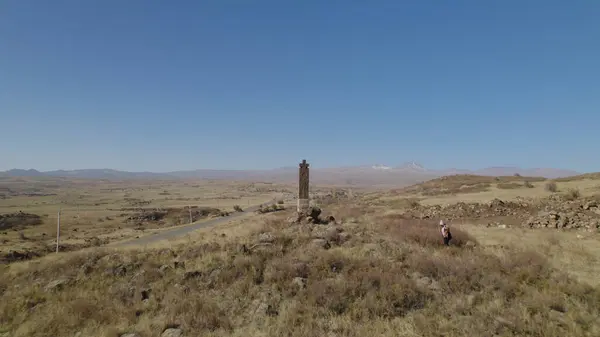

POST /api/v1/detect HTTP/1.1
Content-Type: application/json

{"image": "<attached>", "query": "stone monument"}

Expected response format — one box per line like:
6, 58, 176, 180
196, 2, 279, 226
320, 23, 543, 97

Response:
297, 159, 310, 213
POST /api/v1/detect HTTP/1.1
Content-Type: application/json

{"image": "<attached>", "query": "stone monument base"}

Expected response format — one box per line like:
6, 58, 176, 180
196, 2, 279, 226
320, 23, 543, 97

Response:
297, 198, 310, 213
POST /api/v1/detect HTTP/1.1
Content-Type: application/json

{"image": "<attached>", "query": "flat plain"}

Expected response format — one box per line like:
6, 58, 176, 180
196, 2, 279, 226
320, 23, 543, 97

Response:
0, 176, 294, 262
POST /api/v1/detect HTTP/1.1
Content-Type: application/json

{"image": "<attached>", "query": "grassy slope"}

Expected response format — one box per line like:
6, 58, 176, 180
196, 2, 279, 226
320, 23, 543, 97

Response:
396, 174, 546, 196
382, 174, 600, 206
1, 204, 599, 337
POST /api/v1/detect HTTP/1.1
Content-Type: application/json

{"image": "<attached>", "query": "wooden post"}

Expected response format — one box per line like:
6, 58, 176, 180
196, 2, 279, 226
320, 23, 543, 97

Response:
188, 206, 193, 224
56, 209, 61, 253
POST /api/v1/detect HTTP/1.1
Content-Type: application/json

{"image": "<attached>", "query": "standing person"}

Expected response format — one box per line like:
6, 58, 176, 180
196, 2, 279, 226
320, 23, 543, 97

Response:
440, 220, 452, 246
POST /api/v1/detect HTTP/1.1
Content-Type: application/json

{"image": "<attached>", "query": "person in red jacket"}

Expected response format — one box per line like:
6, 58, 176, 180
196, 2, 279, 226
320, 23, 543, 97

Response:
440, 220, 452, 246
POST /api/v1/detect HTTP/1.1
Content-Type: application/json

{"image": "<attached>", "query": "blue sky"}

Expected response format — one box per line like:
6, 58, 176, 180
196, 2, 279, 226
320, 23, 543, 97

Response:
1, 1, 599, 172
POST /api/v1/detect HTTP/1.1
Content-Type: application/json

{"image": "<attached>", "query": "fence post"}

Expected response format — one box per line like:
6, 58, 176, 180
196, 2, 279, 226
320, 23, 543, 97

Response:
188, 205, 192, 224
56, 209, 61, 253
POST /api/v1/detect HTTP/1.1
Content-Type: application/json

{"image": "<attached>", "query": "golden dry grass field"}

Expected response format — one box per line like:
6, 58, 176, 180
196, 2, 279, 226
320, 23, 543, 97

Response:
0, 176, 295, 262
1, 174, 600, 337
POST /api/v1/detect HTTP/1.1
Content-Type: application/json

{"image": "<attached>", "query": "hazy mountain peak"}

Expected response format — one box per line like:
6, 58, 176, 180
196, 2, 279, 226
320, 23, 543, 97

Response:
0, 164, 582, 186
5, 169, 43, 176
371, 164, 392, 170
397, 161, 426, 171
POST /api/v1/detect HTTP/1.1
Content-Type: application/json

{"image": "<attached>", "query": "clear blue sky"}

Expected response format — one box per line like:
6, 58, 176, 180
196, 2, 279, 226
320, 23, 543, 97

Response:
1, 1, 599, 172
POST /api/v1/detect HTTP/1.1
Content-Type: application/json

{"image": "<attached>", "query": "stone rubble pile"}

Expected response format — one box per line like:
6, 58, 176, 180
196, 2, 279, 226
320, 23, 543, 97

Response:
525, 199, 600, 230
311, 190, 352, 204
287, 206, 335, 225
403, 195, 600, 231
404, 198, 533, 221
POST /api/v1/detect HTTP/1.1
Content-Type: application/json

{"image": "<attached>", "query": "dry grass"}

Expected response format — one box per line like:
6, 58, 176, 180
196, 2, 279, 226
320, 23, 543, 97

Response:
554, 172, 600, 182
497, 182, 526, 189
0, 177, 292, 263
1, 204, 599, 337
563, 188, 581, 201
388, 174, 600, 207
461, 224, 600, 287
391, 178, 600, 206
397, 174, 546, 197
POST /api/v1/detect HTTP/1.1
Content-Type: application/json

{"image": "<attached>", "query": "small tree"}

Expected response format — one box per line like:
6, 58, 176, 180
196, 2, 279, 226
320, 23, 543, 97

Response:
545, 181, 558, 192
564, 188, 580, 200
524, 181, 534, 188
233, 205, 243, 212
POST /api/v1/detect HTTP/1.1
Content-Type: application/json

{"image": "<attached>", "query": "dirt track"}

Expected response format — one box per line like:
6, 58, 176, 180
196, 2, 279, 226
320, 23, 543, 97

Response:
110, 199, 279, 248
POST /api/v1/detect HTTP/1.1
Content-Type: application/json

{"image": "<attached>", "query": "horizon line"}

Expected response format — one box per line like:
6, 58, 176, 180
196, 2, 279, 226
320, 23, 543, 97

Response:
1, 164, 584, 174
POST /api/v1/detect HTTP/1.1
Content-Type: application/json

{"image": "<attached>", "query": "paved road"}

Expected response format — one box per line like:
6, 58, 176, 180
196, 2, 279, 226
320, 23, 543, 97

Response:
110, 199, 279, 248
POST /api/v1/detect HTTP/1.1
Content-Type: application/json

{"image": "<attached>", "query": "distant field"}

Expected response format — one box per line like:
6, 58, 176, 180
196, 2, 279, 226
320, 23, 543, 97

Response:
380, 174, 600, 205
0, 177, 295, 262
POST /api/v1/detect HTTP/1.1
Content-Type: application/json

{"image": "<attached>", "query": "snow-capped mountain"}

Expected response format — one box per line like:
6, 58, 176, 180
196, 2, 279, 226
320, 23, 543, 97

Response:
396, 161, 427, 172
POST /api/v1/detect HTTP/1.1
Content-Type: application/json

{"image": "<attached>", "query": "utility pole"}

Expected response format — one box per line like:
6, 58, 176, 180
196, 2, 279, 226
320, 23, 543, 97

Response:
56, 209, 61, 253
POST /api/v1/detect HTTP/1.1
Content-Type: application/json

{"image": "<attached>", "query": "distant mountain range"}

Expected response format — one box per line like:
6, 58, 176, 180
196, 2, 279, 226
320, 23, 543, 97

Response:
0, 163, 581, 187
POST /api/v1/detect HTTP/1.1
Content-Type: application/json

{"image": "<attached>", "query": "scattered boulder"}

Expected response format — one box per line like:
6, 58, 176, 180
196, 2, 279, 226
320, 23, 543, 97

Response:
256, 204, 284, 214
292, 277, 307, 289
161, 328, 183, 337
183, 270, 202, 280
292, 206, 330, 224
287, 213, 304, 225
411, 272, 440, 292
311, 239, 331, 250
258, 232, 275, 243
44, 279, 69, 292
309, 207, 322, 220
338, 232, 351, 244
